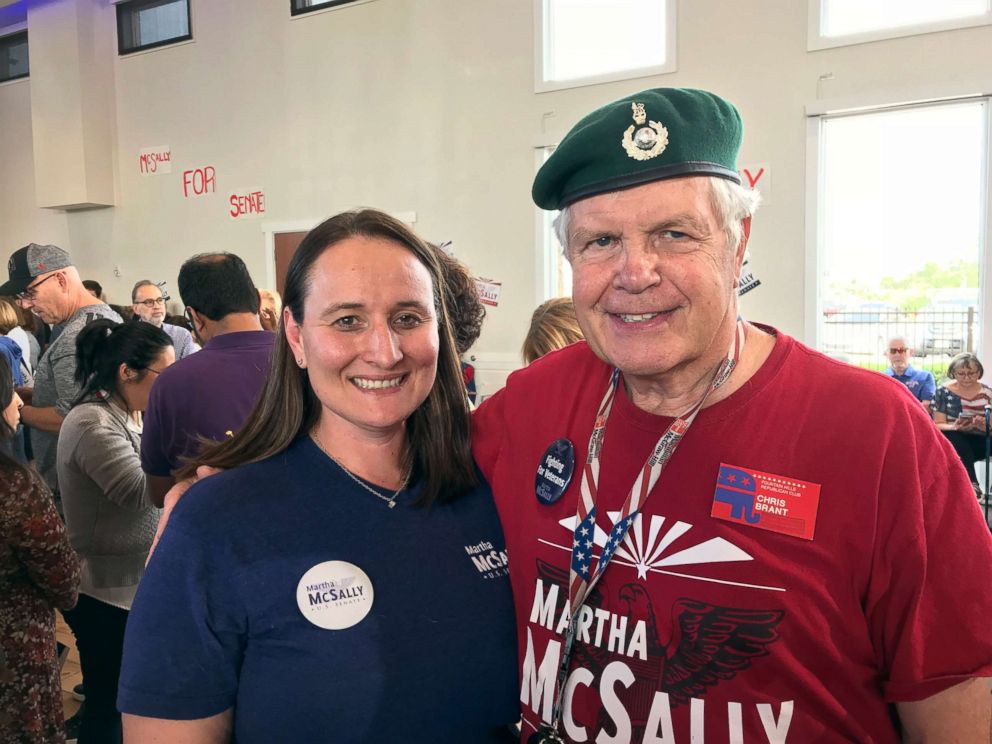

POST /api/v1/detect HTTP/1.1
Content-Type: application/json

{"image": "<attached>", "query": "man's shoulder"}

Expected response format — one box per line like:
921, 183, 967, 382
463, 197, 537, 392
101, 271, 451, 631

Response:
162, 322, 193, 341
53, 304, 122, 345
507, 341, 607, 391
150, 331, 272, 395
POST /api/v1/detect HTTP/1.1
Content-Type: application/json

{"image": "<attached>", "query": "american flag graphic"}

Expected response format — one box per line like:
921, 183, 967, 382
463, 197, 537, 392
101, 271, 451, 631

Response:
570, 507, 598, 583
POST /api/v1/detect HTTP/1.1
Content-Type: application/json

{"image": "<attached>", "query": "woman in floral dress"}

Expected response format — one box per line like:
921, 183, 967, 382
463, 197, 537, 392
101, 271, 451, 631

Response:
0, 353, 80, 743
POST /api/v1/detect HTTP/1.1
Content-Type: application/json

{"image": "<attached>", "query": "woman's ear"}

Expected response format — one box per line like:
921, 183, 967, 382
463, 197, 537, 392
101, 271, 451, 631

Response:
117, 362, 139, 385
283, 307, 306, 368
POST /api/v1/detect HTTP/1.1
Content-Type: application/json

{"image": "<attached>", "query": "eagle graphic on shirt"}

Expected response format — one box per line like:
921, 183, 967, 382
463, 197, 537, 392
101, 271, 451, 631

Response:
536, 559, 784, 732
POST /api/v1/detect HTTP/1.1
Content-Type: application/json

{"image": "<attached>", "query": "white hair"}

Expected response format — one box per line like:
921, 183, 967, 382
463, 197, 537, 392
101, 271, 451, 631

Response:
552, 176, 761, 257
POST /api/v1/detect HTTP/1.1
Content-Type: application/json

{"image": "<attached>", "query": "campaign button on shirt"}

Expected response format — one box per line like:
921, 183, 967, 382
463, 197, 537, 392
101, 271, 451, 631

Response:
296, 561, 374, 630
535, 438, 575, 505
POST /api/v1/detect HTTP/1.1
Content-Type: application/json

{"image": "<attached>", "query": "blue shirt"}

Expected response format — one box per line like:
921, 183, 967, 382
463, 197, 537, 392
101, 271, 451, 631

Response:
884, 365, 935, 402
119, 436, 519, 743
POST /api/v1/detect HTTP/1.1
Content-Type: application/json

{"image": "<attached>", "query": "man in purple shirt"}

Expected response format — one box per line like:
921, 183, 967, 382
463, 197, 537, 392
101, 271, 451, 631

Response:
883, 335, 936, 407
141, 253, 274, 506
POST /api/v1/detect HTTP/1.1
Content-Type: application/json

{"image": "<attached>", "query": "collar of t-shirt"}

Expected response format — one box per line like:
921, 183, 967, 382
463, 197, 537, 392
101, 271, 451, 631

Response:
611, 323, 789, 433
202, 329, 274, 351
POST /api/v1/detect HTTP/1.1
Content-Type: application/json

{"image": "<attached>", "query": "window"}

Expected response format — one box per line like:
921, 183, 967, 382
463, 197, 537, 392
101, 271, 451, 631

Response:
536, 0, 676, 92
810, 0, 992, 50
0, 31, 28, 83
538, 147, 573, 300
810, 99, 988, 373
117, 0, 191, 55
291, 0, 365, 16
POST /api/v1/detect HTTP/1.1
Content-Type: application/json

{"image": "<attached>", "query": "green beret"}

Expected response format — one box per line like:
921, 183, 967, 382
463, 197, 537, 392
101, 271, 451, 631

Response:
532, 87, 743, 210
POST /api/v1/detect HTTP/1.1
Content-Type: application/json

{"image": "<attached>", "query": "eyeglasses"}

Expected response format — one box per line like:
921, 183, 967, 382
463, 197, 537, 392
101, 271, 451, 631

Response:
145, 367, 164, 376
135, 297, 168, 308
888, 347, 908, 354
953, 369, 980, 379
16, 273, 58, 302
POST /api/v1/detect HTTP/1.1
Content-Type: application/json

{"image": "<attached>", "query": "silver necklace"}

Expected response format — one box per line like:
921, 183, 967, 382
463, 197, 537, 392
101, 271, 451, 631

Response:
310, 429, 410, 509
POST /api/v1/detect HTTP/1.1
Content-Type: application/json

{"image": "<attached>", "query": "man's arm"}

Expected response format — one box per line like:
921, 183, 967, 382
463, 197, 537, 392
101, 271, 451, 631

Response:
896, 677, 991, 743
20, 405, 64, 433
146, 474, 176, 509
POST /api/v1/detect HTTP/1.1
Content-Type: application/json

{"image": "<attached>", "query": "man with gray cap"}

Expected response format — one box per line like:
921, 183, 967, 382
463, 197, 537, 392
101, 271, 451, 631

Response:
472, 88, 992, 742
1, 244, 121, 496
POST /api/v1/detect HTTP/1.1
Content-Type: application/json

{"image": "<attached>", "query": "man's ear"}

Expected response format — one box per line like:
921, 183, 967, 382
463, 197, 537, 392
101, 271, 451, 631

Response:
735, 216, 752, 278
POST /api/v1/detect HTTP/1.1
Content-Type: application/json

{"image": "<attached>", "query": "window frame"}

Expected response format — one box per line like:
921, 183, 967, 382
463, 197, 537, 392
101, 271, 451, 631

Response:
534, 145, 573, 304
0, 29, 29, 84
808, 0, 992, 51
116, 0, 192, 57
290, 0, 371, 17
534, 0, 677, 94
804, 94, 992, 364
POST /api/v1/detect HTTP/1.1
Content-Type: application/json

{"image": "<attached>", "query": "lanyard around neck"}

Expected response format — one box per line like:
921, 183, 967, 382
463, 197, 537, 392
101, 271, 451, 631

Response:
547, 318, 747, 734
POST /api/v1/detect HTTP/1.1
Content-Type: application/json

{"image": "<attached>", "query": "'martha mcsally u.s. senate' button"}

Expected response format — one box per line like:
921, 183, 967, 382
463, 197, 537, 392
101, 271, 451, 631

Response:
296, 560, 374, 630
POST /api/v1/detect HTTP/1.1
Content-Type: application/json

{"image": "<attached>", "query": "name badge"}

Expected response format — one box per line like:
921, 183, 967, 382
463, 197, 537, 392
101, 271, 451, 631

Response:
711, 463, 821, 540
535, 438, 575, 505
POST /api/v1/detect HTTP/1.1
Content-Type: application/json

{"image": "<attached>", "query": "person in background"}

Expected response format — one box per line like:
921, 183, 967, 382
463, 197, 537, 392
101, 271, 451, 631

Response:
932, 352, 992, 498
0, 302, 28, 464
82, 280, 103, 301
0, 244, 122, 500
257, 288, 282, 332
119, 209, 518, 743
882, 336, 935, 407
140, 253, 273, 507
434, 247, 486, 405
56, 319, 174, 744
131, 280, 198, 359
0, 303, 25, 389
0, 353, 80, 744
0, 296, 36, 375
521, 296, 584, 364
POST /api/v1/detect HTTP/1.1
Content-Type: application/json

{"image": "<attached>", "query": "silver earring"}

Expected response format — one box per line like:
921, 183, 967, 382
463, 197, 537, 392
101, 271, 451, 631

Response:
298, 358, 305, 366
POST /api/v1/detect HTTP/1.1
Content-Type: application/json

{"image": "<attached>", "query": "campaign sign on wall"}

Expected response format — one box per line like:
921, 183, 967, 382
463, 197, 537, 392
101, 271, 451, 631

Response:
183, 166, 217, 198
475, 278, 502, 307
138, 146, 172, 175
229, 188, 266, 219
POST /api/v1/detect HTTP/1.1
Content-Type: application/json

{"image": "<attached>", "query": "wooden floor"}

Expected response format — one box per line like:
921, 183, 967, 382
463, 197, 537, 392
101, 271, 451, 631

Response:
56, 612, 83, 720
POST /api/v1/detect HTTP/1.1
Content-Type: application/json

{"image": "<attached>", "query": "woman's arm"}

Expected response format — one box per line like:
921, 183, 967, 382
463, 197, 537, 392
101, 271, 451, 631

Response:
69, 416, 153, 509
123, 710, 233, 744
3, 473, 80, 609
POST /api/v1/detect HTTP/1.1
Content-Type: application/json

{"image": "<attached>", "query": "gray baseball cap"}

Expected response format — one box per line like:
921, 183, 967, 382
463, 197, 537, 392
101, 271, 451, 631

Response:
0, 243, 74, 295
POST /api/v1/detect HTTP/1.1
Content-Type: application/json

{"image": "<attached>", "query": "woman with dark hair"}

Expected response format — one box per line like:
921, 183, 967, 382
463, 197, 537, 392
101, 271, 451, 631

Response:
0, 353, 80, 743
56, 319, 174, 744
119, 210, 518, 743
933, 352, 992, 497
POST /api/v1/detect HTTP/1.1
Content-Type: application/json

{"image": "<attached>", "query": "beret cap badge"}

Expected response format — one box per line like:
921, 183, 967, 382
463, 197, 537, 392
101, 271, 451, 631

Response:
621, 102, 668, 161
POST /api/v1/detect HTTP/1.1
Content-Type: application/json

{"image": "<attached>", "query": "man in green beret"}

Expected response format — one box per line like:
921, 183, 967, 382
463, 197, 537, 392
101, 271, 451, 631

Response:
473, 87, 992, 743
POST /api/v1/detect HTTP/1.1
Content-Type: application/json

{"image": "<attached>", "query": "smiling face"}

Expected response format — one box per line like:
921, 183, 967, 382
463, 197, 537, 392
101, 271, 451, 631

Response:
284, 236, 439, 442
566, 177, 747, 387
133, 284, 167, 326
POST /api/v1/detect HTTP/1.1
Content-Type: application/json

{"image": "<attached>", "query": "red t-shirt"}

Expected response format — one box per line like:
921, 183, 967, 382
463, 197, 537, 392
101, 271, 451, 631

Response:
473, 330, 992, 743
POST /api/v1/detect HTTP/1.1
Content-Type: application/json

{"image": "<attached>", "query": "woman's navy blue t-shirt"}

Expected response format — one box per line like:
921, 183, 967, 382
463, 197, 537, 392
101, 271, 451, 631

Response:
118, 436, 519, 743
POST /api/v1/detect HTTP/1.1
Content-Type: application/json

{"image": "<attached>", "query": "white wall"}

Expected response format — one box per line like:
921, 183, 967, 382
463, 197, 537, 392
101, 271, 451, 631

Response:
1, 0, 991, 375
